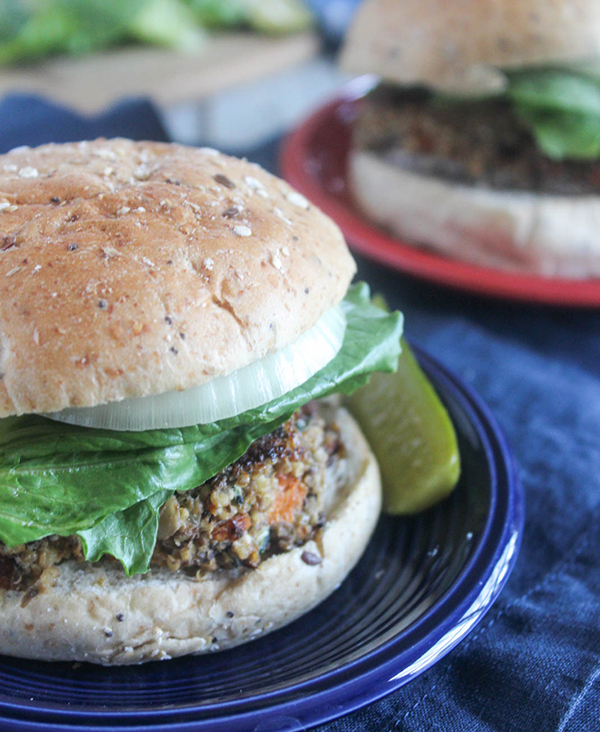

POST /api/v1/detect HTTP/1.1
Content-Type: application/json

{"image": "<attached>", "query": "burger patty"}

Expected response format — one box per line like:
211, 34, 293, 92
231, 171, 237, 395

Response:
355, 85, 600, 195
0, 401, 345, 592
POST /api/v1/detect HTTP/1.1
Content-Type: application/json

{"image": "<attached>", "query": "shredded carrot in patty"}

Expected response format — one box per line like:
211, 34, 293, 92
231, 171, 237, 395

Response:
268, 475, 308, 524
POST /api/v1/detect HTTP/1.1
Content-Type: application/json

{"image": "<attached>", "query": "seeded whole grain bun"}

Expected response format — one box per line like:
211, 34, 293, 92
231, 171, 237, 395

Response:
341, 0, 600, 94
0, 405, 380, 665
0, 139, 355, 417
349, 151, 600, 278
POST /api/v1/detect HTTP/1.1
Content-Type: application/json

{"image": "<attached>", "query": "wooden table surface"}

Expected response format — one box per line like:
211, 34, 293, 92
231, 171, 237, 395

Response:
0, 31, 320, 112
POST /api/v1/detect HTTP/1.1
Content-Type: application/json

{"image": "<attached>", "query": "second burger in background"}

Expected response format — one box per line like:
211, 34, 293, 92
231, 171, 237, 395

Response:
341, 0, 600, 278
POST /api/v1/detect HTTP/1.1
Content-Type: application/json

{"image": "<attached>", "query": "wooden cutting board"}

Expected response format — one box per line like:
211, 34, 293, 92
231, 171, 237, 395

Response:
0, 31, 320, 112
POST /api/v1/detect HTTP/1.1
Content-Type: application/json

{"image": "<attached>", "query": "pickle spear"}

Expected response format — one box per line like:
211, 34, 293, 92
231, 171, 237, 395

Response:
346, 339, 460, 514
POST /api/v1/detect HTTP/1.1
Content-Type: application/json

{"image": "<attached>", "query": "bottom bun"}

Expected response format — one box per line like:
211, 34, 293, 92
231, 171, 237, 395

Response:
351, 149, 600, 279
0, 406, 381, 665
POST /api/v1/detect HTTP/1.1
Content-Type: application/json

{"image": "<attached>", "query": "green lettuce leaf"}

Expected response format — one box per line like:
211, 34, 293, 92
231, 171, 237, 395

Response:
0, 0, 29, 44
0, 0, 204, 66
184, 0, 313, 33
128, 0, 205, 51
78, 489, 173, 575
0, 284, 402, 574
0, 0, 312, 67
508, 69, 600, 115
506, 69, 600, 160
238, 0, 314, 34
512, 105, 600, 161
0, 0, 145, 65
185, 0, 247, 28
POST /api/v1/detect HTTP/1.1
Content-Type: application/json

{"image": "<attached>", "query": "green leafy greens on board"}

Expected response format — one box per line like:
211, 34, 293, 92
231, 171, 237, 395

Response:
0, 0, 313, 66
0, 284, 403, 575
0, 0, 149, 64
186, 0, 313, 33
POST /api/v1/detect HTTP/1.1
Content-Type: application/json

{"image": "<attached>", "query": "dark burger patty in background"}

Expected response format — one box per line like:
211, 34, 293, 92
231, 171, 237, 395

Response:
355, 85, 600, 196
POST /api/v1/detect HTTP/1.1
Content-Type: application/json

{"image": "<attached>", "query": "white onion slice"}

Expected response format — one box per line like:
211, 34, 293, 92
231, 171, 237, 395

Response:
46, 305, 347, 431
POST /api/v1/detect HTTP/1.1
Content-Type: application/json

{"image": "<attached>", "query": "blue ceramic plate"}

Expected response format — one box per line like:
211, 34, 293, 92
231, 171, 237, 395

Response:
0, 349, 523, 732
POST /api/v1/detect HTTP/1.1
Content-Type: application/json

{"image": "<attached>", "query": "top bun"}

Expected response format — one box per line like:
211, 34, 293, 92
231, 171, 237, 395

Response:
341, 0, 600, 94
0, 140, 355, 417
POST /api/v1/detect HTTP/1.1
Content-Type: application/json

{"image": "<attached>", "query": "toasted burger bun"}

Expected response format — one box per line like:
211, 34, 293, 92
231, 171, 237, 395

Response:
350, 150, 600, 278
0, 139, 355, 417
341, 0, 600, 95
0, 406, 380, 665
0, 142, 381, 666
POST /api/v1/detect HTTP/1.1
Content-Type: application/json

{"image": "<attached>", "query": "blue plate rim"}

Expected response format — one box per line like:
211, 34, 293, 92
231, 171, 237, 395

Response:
0, 347, 524, 731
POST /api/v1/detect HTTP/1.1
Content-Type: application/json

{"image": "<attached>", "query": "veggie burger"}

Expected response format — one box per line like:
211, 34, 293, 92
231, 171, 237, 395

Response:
342, 0, 600, 277
0, 140, 402, 664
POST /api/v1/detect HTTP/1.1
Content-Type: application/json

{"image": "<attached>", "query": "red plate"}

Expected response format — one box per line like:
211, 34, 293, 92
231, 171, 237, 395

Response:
281, 81, 600, 307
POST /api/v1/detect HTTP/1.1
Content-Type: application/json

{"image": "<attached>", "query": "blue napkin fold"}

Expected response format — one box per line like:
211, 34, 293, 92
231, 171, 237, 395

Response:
0, 94, 168, 153
302, 0, 362, 44
2, 94, 599, 731
223, 137, 600, 731
324, 316, 600, 732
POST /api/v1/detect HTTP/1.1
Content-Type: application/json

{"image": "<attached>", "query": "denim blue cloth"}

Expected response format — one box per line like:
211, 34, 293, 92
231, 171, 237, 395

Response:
2, 96, 599, 730
230, 139, 600, 731
302, 0, 362, 44
0, 94, 168, 153
317, 269, 600, 732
